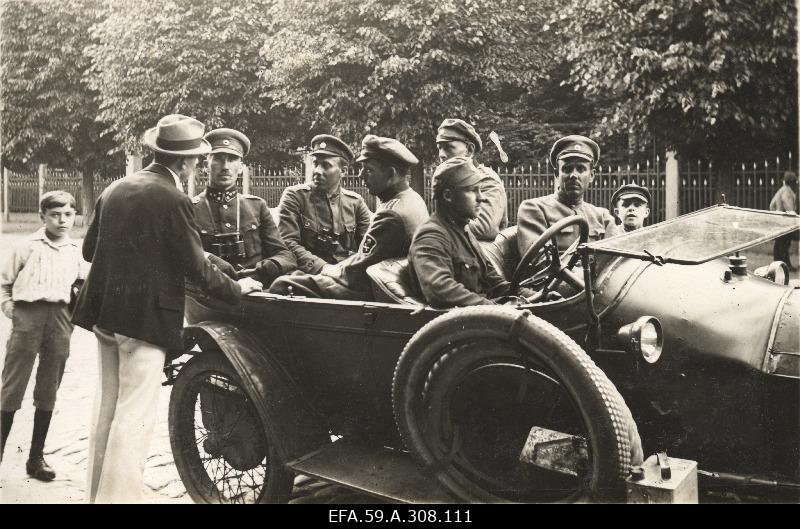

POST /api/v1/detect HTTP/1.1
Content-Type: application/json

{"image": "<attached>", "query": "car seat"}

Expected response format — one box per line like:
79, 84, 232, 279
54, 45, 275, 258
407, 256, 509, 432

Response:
366, 258, 426, 306
480, 225, 520, 281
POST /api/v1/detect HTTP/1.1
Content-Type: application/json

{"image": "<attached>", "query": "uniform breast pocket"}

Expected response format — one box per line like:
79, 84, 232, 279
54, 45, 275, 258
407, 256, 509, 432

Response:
342, 221, 357, 249
242, 224, 261, 257
454, 256, 481, 292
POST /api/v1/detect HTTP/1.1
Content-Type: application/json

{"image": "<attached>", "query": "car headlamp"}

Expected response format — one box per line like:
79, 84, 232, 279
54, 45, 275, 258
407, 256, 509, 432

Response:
617, 316, 663, 364
753, 261, 789, 285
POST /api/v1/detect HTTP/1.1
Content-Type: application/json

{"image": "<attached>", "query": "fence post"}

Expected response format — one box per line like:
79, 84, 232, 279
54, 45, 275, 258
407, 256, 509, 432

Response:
2, 164, 8, 222
126, 154, 142, 177
242, 165, 250, 195
665, 151, 679, 219
304, 153, 313, 184
38, 164, 48, 201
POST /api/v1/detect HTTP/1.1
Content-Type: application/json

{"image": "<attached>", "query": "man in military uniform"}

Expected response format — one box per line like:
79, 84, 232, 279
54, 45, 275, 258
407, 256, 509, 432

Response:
611, 183, 651, 232
436, 119, 508, 241
270, 135, 429, 300
192, 128, 296, 286
409, 157, 532, 308
278, 135, 372, 275
517, 135, 619, 256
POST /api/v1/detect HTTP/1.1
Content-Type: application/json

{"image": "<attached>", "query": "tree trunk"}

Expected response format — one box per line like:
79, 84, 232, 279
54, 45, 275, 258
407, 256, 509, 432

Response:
410, 162, 425, 198
81, 163, 95, 221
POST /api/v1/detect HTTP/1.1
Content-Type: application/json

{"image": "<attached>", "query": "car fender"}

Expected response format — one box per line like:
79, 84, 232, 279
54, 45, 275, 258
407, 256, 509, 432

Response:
182, 321, 329, 463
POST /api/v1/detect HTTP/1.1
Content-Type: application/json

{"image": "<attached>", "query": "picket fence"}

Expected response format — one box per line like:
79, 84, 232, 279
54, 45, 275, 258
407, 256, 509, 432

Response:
2, 155, 795, 225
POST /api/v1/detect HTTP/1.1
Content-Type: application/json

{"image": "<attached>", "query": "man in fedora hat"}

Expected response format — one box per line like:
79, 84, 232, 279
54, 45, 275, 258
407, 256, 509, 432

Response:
72, 114, 263, 503
611, 183, 651, 232
191, 128, 296, 286
517, 135, 619, 255
278, 134, 372, 275
271, 134, 428, 300
436, 118, 508, 241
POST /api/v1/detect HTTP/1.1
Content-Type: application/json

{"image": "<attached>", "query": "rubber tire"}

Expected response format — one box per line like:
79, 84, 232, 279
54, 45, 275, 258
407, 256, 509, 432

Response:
168, 353, 295, 504
392, 306, 640, 503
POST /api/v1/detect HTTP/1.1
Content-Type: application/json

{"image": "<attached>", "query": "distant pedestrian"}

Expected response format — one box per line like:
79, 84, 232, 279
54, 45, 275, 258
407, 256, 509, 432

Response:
71, 114, 262, 503
769, 171, 798, 270
0, 191, 87, 481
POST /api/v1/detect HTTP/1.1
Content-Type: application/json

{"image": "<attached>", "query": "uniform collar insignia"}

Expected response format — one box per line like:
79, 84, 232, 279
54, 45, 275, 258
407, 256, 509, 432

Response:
207, 188, 237, 204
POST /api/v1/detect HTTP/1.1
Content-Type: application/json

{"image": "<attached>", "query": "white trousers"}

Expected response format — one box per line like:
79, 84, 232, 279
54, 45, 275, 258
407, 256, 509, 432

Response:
87, 326, 166, 504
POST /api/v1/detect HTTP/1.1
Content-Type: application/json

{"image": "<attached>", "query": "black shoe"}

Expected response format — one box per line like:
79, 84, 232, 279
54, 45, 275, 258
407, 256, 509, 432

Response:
26, 455, 56, 481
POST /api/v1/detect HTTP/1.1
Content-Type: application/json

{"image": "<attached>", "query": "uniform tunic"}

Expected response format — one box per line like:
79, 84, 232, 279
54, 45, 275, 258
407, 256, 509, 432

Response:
270, 188, 429, 300
468, 164, 509, 241
278, 183, 372, 274
410, 211, 510, 308
517, 193, 619, 256
191, 189, 296, 279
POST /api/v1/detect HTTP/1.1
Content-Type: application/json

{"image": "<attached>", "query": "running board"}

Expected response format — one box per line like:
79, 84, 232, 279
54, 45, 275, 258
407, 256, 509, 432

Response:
286, 438, 458, 503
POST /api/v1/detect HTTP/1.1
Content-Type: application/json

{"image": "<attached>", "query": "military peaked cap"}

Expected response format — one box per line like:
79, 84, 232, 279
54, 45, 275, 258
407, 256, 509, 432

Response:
310, 134, 355, 163
611, 183, 651, 206
431, 156, 483, 196
436, 118, 483, 153
550, 135, 600, 168
204, 128, 251, 158
356, 135, 419, 166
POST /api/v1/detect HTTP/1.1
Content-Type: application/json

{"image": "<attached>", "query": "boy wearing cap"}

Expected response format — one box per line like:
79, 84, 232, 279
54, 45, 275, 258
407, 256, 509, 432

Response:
72, 114, 263, 503
611, 183, 651, 232
271, 135, 428, 300
409, 157, 523, 308
278, 135, 372, 274
517, 135, 619, 256
436, 119, 508, 241
191, 128, 296, 286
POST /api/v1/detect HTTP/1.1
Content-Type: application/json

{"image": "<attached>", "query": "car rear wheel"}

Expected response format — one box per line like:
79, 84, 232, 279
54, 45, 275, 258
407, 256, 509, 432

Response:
168, 353, 294, 504
392, 306, 641, 503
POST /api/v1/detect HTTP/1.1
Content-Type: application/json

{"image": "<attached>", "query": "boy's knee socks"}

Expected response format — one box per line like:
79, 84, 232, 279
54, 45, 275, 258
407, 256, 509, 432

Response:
29, 408, 52, 458
1, 410, 15, 459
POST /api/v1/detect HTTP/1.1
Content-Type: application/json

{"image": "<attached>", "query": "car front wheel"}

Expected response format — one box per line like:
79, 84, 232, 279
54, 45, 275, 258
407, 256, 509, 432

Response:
168, 353, 294, 504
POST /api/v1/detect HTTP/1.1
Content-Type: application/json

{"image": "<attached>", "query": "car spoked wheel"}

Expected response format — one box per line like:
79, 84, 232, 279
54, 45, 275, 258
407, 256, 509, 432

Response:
169, 354, 293, 504
393, 306, 641, 503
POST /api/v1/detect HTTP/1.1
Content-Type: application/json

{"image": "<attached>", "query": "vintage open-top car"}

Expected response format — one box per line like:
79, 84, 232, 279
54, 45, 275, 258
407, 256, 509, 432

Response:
165, 204, 799, 503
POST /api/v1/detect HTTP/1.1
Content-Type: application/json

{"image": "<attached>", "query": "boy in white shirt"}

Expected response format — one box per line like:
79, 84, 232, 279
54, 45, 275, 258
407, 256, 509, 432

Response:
0, 191, 86, 480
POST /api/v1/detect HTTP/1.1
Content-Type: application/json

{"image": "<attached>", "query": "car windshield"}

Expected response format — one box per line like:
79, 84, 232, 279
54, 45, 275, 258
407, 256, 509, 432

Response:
586, 205, 800, 264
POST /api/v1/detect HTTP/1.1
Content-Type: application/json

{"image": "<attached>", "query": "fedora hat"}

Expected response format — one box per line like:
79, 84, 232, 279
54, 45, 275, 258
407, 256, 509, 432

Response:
142, 114, 212, 156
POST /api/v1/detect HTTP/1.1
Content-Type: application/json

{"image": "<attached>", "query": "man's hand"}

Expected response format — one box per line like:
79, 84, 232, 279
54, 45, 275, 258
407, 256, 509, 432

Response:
2, 300, 13, 319
237, 277, 263, 295
208, 254, 237, 278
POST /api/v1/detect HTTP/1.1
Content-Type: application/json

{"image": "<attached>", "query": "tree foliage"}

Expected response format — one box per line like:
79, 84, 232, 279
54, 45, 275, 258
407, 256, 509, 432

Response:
259, 0, 563, 164
551, 0, 798, 163
87, 0, 296, 163
0, 0, 121, 171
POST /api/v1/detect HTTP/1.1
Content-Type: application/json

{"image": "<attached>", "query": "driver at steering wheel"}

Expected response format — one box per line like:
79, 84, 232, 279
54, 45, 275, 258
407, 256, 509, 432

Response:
517, 135, 619, 256
409, 157, 534, 308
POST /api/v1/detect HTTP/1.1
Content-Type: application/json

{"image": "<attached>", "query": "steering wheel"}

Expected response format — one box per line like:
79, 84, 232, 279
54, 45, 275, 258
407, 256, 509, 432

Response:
509, 215, 589, 299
